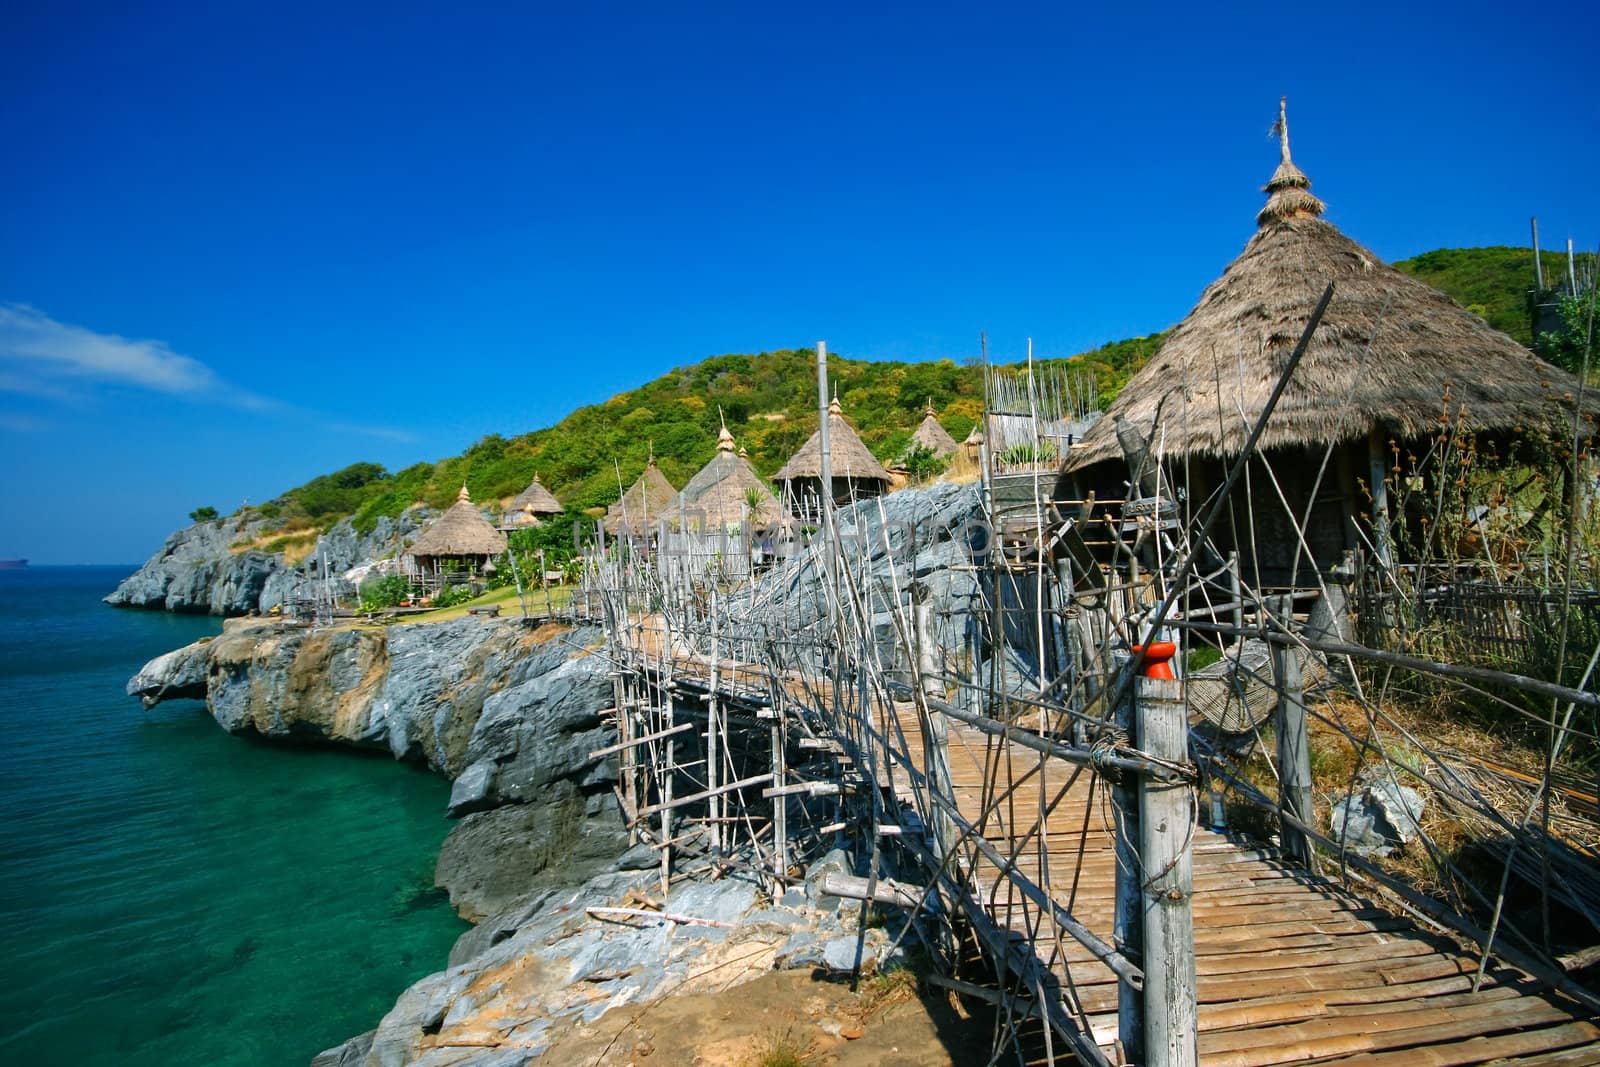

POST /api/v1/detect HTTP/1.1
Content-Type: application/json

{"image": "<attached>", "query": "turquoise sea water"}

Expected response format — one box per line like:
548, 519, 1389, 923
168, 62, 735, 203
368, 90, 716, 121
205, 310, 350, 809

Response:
0, 567, 467, 1066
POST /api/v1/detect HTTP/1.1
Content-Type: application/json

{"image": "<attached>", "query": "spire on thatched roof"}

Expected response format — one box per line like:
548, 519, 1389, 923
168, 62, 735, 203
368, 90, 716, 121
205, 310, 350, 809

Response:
1064, 100, 1589, 472
660, 429, 782, 530
406, 486, 508, 559
904, 400, 958, 460
1258, 96, 1326, 228
509, 475, 563, 516
774, 397, 892, 484
604, 456, 678, 534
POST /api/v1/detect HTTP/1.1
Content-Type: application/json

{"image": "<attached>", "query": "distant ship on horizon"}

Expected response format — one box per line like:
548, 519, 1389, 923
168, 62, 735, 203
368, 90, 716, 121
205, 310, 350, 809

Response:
0, 559, 28, 570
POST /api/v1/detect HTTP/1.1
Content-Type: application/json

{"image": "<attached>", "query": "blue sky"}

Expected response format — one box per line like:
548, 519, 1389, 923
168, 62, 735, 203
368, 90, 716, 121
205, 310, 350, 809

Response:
2, 1, 1595, 564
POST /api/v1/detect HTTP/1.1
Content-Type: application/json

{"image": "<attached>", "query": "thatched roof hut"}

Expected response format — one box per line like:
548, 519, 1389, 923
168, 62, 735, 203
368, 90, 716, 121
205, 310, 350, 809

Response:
405, 486, 507, 579
605, 456, 678, 534
903, 401, 958, 461
774, 398, 893, 504
660, 426, 784, 531
1063, 100, 1593, 582
1066, 101, 1585, 473
508, 475, 563, 517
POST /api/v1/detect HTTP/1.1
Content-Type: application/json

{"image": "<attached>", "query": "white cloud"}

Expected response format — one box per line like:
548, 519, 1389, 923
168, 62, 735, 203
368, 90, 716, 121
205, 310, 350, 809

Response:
0, 304, 221, 395
0, 304, 411, 441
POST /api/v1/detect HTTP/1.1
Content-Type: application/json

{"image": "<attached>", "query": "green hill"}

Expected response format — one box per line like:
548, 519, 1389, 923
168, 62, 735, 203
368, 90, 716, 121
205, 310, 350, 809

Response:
248, 245, 1564, 533
1392, 245, 1592, 346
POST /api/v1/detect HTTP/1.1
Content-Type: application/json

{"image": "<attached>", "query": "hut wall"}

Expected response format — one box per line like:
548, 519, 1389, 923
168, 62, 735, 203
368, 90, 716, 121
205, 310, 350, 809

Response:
1191, 449, 1352, 587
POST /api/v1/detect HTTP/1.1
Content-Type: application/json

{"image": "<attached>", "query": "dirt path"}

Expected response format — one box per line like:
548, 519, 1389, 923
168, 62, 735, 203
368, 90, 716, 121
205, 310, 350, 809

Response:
536, 967, 995, 1067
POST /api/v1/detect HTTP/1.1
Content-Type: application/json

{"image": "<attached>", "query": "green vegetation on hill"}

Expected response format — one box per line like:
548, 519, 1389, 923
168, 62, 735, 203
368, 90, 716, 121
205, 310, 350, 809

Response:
1392, 246, 1595, 346
242, 245, 1558, 535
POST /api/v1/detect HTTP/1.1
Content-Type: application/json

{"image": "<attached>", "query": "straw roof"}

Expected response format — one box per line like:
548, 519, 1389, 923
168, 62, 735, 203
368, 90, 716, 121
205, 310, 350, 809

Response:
1065, 99, 1590, 472
904, 402, 958, 460
604, 457, 678, 534
660, 427, 783, 530
406, 486, 508, 558
774, 398, 893, 483
508, 475, 563, 516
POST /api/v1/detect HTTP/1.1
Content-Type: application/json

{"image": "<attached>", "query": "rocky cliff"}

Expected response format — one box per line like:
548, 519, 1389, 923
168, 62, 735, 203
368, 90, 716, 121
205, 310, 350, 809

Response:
107, 511, 429, 616
126, 482, 988, 1066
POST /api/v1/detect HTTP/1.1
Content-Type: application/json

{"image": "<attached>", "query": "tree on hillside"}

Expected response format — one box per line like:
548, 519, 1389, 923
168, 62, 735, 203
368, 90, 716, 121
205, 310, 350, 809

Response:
1535, 291, 1598, 375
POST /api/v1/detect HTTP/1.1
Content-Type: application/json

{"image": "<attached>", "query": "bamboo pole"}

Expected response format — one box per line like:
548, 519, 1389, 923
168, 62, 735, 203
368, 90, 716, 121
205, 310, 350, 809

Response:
1270, 595, 1316, 871
1113, 665, 1144, 1065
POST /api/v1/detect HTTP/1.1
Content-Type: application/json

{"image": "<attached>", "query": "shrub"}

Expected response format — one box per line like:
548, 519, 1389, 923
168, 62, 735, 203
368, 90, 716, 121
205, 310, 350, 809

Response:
902, 443, 949, 482
431, 584, 476, 609
997, 440, 1058, 466
359, 574, 412, 612
189, 506, 219, 523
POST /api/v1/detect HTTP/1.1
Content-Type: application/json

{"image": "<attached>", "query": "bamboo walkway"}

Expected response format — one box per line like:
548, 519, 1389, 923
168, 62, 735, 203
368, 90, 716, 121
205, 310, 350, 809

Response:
880, 702, 1600, 1066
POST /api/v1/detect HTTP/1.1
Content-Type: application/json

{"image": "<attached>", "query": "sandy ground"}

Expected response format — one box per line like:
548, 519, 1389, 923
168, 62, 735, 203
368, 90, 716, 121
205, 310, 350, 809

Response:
534, 967, 997, 1067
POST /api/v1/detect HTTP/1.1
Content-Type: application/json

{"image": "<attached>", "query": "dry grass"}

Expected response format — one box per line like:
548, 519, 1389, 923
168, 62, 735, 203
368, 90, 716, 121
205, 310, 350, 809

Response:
748, 1022, 817, 1067
230, 526, 320, 565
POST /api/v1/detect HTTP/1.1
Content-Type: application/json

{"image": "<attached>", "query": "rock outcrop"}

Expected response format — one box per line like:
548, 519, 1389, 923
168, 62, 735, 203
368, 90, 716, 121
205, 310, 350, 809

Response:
315, 850, 910, 1067
106, 516, 284, 615
108, 511, 430, 617
130, 618, 607, 785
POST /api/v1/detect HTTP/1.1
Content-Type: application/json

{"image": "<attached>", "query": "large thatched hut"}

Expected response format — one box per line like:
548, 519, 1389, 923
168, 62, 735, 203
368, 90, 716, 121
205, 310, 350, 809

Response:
502, 475, 564, 530
605, 456, 678, 535
660, 426, 784, 532
404, 486, 508, 587
774, 397, 893, 509
902, 401, 959, 462
1063, 100, 1591, 583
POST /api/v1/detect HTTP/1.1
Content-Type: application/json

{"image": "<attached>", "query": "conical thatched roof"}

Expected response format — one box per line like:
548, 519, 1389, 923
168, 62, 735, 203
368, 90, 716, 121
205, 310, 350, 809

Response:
509, 475, 563, 516
660, 428, 783, 530
1065, 100, 1589, 472
604, 458, 678, 534
406, 486, 508, 558
774, 398, 893, 483
904, 402, 958, 460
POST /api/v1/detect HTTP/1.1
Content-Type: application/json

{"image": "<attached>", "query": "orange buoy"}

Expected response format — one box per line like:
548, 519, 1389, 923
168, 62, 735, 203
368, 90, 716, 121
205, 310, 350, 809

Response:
1131, 641, 1178, 681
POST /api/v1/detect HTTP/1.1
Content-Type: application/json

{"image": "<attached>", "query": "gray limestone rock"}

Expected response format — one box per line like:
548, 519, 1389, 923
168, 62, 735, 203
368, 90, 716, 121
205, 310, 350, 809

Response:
105, 514, 294, 616
465, 654, 616, 802
126, 638, 213, 707
1330, 777, 1426, 858
447, 759, 497, 818
310, 1030, 375, 1067
107, 508, 428, 618
434, 794, 627, 923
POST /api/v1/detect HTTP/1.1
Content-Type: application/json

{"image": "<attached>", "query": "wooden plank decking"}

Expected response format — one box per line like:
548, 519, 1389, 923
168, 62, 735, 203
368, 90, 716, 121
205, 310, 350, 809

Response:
880, 702, 1600, 1065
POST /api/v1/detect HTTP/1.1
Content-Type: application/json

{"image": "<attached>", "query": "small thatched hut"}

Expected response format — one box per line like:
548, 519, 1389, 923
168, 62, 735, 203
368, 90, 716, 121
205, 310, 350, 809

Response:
774, 397, 893, 508
902, 401, 959, 462
405, 486, 508, 586
660, 425, 784, 532
605, 456, 678, 535
1063, 100, 1591, 582
502, 475, 563, 529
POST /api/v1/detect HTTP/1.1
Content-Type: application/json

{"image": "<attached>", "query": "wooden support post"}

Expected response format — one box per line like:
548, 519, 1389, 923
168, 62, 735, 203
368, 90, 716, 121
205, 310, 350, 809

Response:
1367, 427, 1393, 568
1270, 595, 1316, 872
707, 591, 721, 856
613, 672, 636, 838
1111, 664, 1144, 1066
1138, 674, 1197, 1067
771, 708, 787, 900
913, 584, 957, 860
661, 685, 675, 894
1227, 550, 1243, 635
